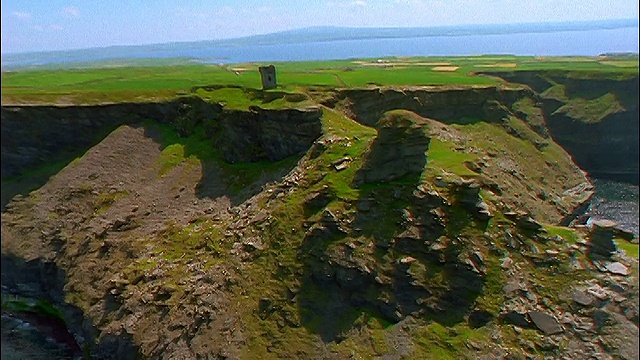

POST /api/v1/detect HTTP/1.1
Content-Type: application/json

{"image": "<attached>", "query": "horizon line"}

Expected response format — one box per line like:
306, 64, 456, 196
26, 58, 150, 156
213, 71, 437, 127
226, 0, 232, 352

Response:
3, 17, 639, 56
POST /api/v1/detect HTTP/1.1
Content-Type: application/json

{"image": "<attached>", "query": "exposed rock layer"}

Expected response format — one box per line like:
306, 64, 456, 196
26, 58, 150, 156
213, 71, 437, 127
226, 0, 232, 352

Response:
1, 99, 322, 178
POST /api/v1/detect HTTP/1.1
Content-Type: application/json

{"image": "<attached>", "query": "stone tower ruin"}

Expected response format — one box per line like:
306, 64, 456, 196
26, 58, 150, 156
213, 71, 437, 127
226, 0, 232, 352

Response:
259, 65, 277, 90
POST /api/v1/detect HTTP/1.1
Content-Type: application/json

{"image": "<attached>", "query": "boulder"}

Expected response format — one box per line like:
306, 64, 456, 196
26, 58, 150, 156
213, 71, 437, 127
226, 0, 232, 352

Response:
589, 219, 618, 258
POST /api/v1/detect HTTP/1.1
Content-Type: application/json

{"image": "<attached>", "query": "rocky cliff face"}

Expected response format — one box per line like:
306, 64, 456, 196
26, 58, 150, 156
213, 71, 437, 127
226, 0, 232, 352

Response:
1, 99, 323, 179
217, 106, 323, 163
482, 71, 640, 184
1, 82, 637, 359
324, 86, 530, 127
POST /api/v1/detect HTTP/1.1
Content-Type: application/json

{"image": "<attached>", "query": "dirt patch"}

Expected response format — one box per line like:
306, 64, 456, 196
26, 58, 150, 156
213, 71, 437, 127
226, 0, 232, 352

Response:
353, 61, 452, 67
431, 66, 460, 72
474, 63, 517, 68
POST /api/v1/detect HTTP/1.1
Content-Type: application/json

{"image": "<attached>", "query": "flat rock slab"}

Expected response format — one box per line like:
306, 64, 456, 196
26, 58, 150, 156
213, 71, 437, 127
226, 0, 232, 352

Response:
570, 290, 595, 306
591, 219, 618, 229
606, 262, 630, 276
529, 310, 564, 335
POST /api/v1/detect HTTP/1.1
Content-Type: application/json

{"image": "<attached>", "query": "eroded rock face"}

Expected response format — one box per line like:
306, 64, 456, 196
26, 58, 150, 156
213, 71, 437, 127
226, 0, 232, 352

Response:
1, 102, 175, 178
328, 86, 530, 127
217, 106, 323, 163
355, 110, 430, 184
1, 100, 323, 176
299, 181, 484, 333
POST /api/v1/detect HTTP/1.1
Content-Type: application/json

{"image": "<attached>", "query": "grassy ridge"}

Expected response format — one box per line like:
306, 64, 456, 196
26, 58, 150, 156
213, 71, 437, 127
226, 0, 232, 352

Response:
2, 55, 637, 105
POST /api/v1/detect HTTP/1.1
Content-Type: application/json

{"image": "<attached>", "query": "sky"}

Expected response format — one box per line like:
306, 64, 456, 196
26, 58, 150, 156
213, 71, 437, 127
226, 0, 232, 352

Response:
2, 0, 639, 54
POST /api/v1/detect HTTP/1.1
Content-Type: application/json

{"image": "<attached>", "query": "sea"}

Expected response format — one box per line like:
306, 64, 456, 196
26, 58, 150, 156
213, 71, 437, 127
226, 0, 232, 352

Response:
2, 27, 639, 68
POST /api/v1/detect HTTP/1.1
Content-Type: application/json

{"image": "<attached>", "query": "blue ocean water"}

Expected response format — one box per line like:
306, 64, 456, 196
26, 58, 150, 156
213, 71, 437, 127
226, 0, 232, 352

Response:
2, 27, 639, 68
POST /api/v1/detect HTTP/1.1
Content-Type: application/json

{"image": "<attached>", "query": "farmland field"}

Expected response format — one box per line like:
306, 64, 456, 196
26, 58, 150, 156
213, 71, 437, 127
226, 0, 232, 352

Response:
2, 55, 637, 105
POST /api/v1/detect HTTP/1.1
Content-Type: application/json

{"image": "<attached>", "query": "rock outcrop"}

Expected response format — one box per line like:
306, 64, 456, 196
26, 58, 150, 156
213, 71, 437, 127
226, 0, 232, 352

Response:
1, 79, 637, 359
355, 110, 430, 184
326, 85, 530, 127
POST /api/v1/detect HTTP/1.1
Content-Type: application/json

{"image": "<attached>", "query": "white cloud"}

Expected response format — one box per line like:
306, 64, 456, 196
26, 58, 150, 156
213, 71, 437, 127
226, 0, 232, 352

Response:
352, 0, 367, 6
63, 6, 80, 17
12, 11, 31, 19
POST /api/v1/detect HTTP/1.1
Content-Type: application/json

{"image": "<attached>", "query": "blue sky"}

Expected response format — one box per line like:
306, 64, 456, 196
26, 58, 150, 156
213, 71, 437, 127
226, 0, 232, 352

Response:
2, 0, 639, 53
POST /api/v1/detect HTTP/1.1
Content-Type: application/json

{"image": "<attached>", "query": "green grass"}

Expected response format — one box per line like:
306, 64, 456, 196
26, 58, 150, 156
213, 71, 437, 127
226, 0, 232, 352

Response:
3, 56, 636, 105
557, 93, 625, 123
543, 224, 581, 243
193, 86, 313, 110
426, 138, 479, 177
615, 238, 639, 259
94, 189, 129, 214
412, 321, 489, 359
155, 143, 190, 176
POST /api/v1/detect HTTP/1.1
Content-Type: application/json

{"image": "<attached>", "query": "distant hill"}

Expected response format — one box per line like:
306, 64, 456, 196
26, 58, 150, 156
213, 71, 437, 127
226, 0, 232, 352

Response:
219, 18, 639, 46
2, 18, 638, 69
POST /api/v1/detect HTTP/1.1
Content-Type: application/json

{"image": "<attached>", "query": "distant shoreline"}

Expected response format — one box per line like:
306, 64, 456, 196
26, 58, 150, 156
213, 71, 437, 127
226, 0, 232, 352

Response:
2, 21, 638, 70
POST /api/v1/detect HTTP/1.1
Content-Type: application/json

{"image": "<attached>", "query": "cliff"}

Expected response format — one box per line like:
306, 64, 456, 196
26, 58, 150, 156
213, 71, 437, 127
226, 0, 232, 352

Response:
482, 71, 639, 184
1, 81, 638, 359
1, 98, 322, 207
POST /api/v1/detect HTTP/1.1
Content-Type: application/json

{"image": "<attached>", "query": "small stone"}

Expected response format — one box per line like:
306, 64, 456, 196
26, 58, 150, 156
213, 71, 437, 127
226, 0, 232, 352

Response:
331, 157, 352, 171
501, 311, 531, 328
398, 256, 417, 264
502, 279, 521, 295
434, 176, 448, 187
587, 284, 609, 300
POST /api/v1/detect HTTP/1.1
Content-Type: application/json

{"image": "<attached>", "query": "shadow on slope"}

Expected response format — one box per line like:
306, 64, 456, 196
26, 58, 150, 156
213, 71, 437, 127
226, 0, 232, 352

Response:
296, 110, 484, 343
142, 121, 303, 206
1, 125, 120, 210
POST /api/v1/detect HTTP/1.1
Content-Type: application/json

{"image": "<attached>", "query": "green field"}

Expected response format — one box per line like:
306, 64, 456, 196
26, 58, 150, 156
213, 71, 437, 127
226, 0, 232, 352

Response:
2, 55, 637, 105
